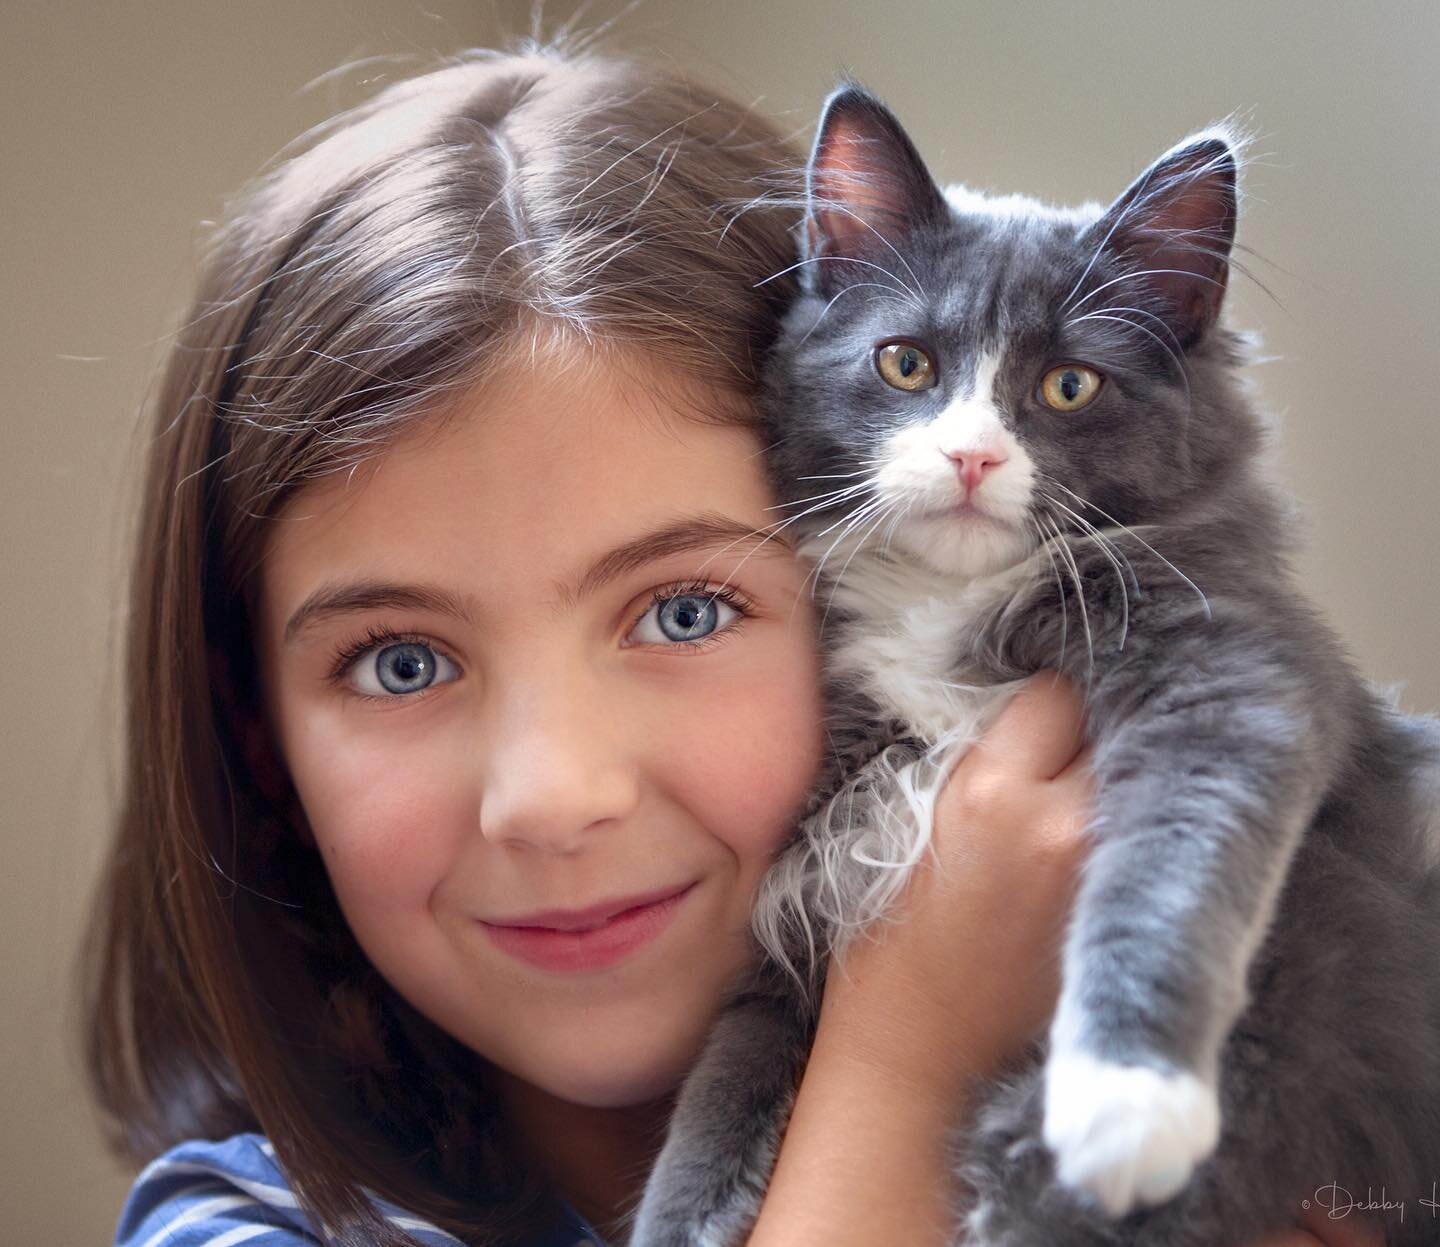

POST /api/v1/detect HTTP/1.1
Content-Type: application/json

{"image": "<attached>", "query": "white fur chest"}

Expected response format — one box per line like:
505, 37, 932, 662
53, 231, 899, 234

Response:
818, 548, 1042, 744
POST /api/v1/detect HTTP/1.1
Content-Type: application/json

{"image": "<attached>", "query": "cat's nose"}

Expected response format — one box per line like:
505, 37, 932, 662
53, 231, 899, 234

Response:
944, 447, 1008, 494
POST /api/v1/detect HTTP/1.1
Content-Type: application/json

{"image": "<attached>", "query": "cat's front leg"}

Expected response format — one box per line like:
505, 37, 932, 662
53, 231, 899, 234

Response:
1037, 623, 1349, 1219
626, 991, 810, 1247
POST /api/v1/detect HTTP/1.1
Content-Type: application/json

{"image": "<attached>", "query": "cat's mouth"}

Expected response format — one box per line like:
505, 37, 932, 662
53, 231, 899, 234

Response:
954, 498, 1001, 520
931, 497, 1015, 530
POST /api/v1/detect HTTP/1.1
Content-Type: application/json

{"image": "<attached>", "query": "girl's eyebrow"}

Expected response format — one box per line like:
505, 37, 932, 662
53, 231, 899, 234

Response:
282, 512, 790, 645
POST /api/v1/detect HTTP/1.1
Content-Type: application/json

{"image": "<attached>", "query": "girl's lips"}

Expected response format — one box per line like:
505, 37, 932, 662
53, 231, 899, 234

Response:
478, 883, 696, 974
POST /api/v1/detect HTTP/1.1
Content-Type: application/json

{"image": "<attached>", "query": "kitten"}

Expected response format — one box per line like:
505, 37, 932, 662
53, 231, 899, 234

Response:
629, 85, 1440, 1247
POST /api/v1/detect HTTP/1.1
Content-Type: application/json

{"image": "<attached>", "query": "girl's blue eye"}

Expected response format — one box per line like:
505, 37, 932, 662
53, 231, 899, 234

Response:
350, 640, 460, 698
630, 591, 741, 646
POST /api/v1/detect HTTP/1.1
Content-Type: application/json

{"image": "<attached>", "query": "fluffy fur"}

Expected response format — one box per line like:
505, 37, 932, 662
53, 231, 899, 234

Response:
629, 86, 1440, 1247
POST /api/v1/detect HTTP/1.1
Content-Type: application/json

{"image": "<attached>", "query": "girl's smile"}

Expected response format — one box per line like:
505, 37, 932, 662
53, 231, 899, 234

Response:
479, 880, 699, 974
255, 348, 825, 1112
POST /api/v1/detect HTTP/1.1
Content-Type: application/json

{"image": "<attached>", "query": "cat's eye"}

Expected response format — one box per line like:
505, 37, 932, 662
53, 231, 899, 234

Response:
875, 341, 937, 392
1039, 364, 1103, 412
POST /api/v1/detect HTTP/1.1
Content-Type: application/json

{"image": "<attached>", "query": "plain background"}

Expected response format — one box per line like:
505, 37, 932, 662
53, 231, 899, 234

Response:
4, 1, 1437, 1239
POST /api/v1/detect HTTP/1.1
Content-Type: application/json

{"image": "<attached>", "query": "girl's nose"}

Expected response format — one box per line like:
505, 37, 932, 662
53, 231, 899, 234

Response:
478, 675, 640, 854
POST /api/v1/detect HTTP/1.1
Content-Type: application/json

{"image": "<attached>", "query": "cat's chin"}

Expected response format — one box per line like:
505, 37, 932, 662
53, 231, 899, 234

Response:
899, 511, 1035, 581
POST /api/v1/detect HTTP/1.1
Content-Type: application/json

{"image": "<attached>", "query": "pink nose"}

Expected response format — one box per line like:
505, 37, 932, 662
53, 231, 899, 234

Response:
945, 447, 1008, 493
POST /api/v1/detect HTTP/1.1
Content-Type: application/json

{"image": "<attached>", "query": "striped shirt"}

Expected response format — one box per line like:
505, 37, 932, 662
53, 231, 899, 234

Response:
114, 1133, 607, 1247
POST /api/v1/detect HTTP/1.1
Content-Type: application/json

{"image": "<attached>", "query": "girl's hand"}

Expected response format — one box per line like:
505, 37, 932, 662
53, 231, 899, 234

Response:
1254, 1204, 1387, 1247
817, 671, 1093, 1096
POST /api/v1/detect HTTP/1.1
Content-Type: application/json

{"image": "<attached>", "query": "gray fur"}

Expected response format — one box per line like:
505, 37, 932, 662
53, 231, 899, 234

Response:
629, 86, 1440, 1246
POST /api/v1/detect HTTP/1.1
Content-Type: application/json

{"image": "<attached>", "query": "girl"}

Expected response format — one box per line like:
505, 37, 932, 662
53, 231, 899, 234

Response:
83, 41, 1380, 1247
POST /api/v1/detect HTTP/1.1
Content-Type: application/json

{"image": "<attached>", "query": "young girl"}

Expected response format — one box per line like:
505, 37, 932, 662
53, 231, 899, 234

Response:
83, 42, 1381, 1247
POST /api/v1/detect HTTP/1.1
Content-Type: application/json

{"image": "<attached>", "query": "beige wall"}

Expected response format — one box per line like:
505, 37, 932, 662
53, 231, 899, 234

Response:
4, 1, 1436, 1239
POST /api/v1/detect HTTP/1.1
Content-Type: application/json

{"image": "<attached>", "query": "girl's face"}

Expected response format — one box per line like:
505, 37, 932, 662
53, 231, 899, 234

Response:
256, 352, 824, 1110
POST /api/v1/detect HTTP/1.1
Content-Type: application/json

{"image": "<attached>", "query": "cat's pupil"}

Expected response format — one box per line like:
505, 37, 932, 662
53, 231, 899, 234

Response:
1060, 370, 1082, 401
900, 349, 919, 377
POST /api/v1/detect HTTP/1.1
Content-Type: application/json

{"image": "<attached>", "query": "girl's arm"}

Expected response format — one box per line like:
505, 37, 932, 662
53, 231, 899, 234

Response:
746, 674, 1092, 1246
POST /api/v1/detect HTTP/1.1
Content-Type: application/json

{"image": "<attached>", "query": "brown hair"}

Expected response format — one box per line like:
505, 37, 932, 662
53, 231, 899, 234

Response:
82, 42, 802, 1246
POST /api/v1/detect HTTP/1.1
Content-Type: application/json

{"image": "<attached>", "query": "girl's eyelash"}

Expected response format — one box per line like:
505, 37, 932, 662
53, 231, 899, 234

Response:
632, 579, 755, 652
326, 625, 452, 690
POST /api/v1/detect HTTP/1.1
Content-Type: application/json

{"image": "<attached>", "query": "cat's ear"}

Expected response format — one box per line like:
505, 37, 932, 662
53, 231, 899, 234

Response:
1083, 132, 1239, 347
804, 84, 947, 294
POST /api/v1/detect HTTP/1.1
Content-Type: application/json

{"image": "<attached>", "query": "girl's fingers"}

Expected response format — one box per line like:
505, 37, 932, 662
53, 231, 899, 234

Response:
968, 672, 1086, 782
1296, 1203, 1388, 1247
1252, 1204, 1388, 1247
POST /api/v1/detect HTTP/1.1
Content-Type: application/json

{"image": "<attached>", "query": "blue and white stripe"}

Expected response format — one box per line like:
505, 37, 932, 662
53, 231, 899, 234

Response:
115, 1133, 604, 1247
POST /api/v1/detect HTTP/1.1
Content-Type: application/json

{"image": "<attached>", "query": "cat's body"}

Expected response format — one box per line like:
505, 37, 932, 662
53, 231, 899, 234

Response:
628, 89, 1440, 1247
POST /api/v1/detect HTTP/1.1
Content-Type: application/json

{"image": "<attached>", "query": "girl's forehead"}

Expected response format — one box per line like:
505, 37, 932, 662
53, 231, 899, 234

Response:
293, 353, 764, 511
256, 355, 778, 629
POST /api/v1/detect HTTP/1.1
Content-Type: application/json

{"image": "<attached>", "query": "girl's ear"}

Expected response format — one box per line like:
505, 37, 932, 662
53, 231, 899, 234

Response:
210, 641, 315, 849
804, 83, 947, 296
1081, 132, 1239, 348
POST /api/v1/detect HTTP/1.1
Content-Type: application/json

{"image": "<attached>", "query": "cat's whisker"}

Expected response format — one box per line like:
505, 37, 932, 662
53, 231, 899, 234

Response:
693, 521, 835, 635
1028, 515, 1070, 673
1041, 488, 1143, 599
809, 199, 928, 300
805, 495, 891, 601
744, 437, 789, 464
878, 495, 915, 558
1064, 303, 1184, 359
1058, 181, 1160, 312
809, 491, 887, 542
722, 484, 876, 591
1065, 266, 1227, 316
1044, 510, 1096, 676
695, 464, 888, 613
1113, 226, 1284, 313
797, 283, 914, 346
1045, 516, 1079, 673
1067, 312, 1193, 406
758, 480, 881, 534
1039, 490, 1132, 652
692, 489, 884, 598
1038, 484, 1123, 564
1048, 480, 1212, 620
1071, 519, 1141, 633
821, 497, 902, 631
753, 254, 919, 308
686, 506, 844, 590
804, 497, 886, 583
1059, 139, 1240, 314
769, 481, 874, 511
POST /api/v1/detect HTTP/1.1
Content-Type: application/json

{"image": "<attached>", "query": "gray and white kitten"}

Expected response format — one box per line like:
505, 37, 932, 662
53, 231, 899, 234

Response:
629, 86, 1440, 1247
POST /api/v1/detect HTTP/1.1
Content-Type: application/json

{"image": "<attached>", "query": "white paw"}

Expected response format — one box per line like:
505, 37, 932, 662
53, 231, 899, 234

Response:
1042, 1051, 1220, 1217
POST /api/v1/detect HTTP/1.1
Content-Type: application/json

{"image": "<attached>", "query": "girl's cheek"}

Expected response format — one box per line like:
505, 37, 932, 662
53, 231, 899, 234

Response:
289, 714, 468, 906
661, 643, 825, 857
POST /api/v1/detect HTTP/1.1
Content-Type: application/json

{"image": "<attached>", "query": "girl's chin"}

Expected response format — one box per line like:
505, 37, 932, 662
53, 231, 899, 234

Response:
531, 1061, 690, 1111
499, 1020, 708, 1111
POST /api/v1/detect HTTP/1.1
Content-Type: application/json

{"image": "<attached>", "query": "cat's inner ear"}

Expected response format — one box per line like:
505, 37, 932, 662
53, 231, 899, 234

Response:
1083, 134, 1239, 348
805, 86, 947, 293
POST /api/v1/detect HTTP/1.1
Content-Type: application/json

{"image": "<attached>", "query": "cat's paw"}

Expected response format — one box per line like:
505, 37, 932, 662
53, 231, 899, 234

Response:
1041, 1051, 1220, 1217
